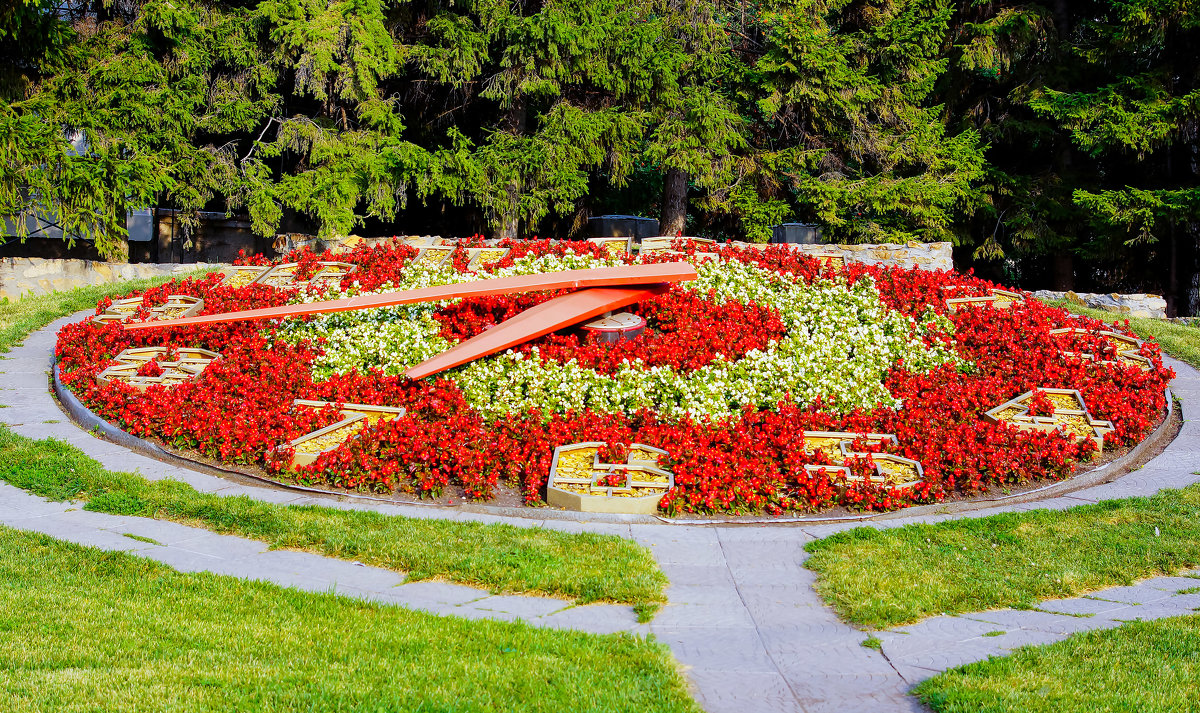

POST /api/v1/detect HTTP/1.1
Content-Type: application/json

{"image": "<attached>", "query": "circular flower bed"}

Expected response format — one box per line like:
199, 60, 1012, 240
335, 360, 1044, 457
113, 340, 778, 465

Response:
55, 239, 1174, 515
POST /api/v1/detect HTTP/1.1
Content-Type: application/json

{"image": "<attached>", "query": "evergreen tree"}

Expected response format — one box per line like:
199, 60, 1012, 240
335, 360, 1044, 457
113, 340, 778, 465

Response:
697, 0, 986, 243
946, 0, 1200, 312
2, 0, 729, 255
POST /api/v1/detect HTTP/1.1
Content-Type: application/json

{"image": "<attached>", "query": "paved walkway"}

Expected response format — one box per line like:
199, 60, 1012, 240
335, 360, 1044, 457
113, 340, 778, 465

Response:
2, 312, 1198, 713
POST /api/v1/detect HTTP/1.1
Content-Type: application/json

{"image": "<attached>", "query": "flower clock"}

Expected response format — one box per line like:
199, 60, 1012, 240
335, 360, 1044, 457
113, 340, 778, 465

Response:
54, 238, 1174, 516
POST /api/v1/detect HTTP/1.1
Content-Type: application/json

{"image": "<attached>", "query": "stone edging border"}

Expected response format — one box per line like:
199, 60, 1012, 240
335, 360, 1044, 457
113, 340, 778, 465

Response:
49, 311, 1182, 527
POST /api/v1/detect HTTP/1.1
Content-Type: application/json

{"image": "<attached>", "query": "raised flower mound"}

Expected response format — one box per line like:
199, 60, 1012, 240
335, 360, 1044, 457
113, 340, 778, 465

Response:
54, 238, 1174, 515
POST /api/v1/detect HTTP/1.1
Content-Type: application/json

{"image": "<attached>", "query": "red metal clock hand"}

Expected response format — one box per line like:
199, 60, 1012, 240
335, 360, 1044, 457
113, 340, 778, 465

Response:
123, 262, 697, 331
406, 285, 668, 379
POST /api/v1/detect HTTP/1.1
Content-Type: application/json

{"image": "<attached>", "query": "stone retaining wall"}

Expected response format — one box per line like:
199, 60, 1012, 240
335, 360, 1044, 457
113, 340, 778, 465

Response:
1, 240, 954, 301
731, 240, 954, 271
1032, 290, 1167, 318
0, 258, 227, 302
794, 241, 954, 272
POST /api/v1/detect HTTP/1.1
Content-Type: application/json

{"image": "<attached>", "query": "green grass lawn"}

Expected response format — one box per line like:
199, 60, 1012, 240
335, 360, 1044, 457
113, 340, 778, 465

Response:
914, 614, 1200, 713
0, 426, 666, 611
0, 275, 668, 615
805, 487, 1200, 629
0, 526, 698, 713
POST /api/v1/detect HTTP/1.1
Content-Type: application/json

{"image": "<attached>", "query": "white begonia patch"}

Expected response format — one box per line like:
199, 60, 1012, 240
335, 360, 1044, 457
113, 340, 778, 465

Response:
279, 253, 967, 418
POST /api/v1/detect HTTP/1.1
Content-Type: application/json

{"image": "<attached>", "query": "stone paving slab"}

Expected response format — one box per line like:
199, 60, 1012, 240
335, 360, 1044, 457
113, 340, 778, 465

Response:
538, 604, 646, 634
682, 670, 806, 713
10, 516, 149, 552
666, 583, 747, 607
653, 602, 760, 629
389, 580, 492, 606
742, 600, 842, 629
1083, 582, 1180, 605
650, 626, 780, 673
137, 545, 239, 573
1144, 574, 1200, 591
782, 671, 919, 712
657, 562, 738, 587
757, 618, 866, 651
773, 641, 900, 678
711, 525, 815, 543
469, 594, 570, 618
891, 661, 942, 686
726, 566, 817, 589
1035, 595, 1140, 617
883, 640, 1010, 674
642, 539, 727, 566
887, 614, 1010, 644
0, 405, 63, 426
960, 608, 1120, 635
1108, 602, 1200, 621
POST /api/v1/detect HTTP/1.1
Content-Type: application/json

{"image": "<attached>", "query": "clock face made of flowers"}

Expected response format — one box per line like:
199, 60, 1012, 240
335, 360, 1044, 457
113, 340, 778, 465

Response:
57, 239, 1171, 517
547, 442, 674, 515
96, 346, 220, 392
983, 388, 1115, 451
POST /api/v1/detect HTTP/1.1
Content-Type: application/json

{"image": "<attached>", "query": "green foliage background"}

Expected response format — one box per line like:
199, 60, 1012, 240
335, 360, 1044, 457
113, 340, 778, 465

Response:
2, 0, 1199, 309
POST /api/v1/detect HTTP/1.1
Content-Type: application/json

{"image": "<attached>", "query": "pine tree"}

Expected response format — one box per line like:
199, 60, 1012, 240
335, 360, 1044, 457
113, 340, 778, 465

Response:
699, 0, 987, 243
946, 0, 1200, 311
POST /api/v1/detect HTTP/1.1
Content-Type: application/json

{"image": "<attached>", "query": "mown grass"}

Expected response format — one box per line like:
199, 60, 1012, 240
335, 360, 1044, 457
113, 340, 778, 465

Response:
1, 273, 667, 616
0, 526, 698, 713
805, 487, 1200, 630
1046, 298, 1200, 369
914, 614, 1200, 713
0, 426, 667, 610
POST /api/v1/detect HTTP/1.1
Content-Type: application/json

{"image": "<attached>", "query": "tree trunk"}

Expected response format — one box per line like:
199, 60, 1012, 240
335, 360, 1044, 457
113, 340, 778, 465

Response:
1168, 220, 1178, 317
659, 168, 688, 237
1051, 252, 1074, 291
496, 102, 527, 240
1051, 0, 1071, 36
498, 182, 520, 240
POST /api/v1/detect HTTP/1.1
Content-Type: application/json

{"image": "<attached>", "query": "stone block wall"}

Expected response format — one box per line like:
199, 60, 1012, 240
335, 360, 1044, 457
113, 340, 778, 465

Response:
0, 258, 228, 302
1032, 290, 1168, 318
1, 240, 955, 302
797, 241, 954, 271
730, 240, 954, 272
